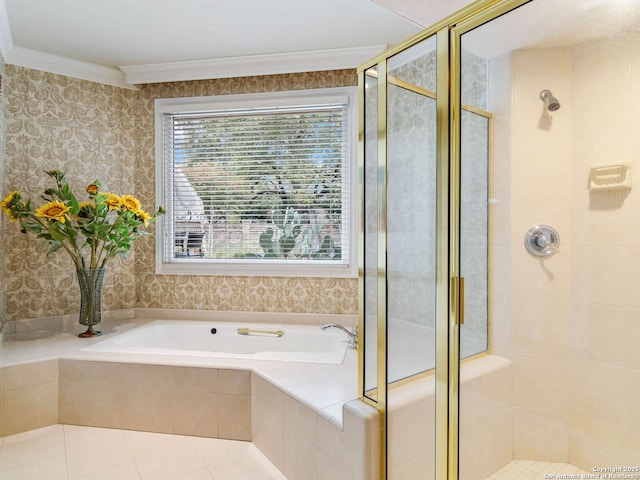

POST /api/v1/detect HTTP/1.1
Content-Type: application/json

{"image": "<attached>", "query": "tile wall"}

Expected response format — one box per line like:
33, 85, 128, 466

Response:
0, 359, 253, 440
251, 373, 380, 480
1, 359, 59, 436
568, 31, 640, 466
58, 360, 252, 440
509, 47, 573, 463
504, 37, 640, 468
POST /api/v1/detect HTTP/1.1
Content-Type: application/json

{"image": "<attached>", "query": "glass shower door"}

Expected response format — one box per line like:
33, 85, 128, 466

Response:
456, 0, 640, 478
386, 34, 439, 479
360, 33, 440, 479
386, 36, 439, 384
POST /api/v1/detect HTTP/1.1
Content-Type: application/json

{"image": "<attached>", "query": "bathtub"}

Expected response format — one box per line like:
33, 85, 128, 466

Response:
82, 320, 350, 364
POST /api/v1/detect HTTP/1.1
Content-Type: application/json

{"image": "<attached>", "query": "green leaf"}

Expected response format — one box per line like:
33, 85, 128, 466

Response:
259, 232, 273, 253
280, 236, 296, 255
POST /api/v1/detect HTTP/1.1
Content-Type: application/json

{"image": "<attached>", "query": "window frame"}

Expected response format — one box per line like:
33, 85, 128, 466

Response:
154, 86, 358, 278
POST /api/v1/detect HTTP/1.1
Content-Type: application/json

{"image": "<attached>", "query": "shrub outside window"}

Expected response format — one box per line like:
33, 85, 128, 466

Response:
155, 87, 357, 277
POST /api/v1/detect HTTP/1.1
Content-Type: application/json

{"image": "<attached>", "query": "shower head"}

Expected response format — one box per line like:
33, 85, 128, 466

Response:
540, 89, 561, 111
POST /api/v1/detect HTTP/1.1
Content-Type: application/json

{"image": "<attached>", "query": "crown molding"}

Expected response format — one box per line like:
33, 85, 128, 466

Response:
119, 45, 387, 84
1, 43, 386, 88
5, 46, 137, 90
0, 0, 14, 61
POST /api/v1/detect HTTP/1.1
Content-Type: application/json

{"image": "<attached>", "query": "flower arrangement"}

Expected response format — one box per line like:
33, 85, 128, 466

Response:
1, 169, 164, 269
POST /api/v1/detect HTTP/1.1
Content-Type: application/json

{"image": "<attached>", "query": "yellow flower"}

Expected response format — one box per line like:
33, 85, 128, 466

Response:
1, 191, 19, 221
121, 195, 141, 212
35, 200, 70, 223
104, 193, 121, 210
77, 201, 95, 219
135, 209, 151, 226
86, 183, 100, 195
5, 169, 164, 272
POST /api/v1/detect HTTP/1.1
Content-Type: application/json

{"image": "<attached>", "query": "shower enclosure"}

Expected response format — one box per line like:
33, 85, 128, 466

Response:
359, 0, 640, 478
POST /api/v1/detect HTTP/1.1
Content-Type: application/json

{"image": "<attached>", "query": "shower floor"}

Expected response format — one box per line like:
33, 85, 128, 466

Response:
487, 460, 590, 479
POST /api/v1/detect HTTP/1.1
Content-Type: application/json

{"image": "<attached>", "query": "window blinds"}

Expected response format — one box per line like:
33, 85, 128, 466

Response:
161, 103, 350, 265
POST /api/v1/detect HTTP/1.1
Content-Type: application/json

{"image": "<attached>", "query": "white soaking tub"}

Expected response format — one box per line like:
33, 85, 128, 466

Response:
82, 319, 350, 364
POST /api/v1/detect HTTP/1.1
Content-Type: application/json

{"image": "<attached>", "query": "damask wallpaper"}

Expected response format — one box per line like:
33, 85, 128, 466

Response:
3, 66, 140, 322
2, 66, 358, 323
0, 56, 5, 330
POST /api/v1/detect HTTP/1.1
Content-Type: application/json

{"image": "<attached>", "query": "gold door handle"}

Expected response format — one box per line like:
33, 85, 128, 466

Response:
459, 276, 464, 325
452, 276, 465, 326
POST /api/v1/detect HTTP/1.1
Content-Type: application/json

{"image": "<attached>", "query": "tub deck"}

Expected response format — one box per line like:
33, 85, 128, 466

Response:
1, 310, 359, 427
0, 310, 380, 480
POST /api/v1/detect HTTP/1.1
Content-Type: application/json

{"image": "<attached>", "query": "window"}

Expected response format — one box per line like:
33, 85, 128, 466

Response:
155, 87, 357, 277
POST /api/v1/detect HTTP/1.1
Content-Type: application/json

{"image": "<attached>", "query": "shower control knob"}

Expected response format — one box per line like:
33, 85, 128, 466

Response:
524, 225, 560, 258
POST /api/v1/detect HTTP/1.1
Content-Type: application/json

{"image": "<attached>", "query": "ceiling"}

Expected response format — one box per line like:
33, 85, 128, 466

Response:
375, 0, 640, 60
4, 0, 633, 90
0, 0, 453, 89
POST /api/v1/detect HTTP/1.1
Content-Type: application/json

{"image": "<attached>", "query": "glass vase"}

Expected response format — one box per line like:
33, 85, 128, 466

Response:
76, 268, 105, 338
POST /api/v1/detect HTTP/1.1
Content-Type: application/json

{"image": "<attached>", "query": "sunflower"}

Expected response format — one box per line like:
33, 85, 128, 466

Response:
2, 170, 164, 272
135, 209, 151, 226
103, 193, 121, 210
86, 183, 100, 195
35, 200, 70, 223
121, 195, 141, 212
77, 201, 95, 219
0, 191, 20, 221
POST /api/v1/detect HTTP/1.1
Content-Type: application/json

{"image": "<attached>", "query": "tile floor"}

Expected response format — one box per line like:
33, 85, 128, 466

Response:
0, 424, 594, 480
0, 424, 287, 480
487, 460, 591, 480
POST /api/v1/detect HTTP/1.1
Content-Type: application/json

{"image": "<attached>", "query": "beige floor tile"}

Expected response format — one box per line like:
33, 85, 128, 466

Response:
0, 424, 65, 471
206, 448, 283, 480
487, 460, 590, 480
174, 467, 216, 480
123, 429, 194, 457
74, 459, 141, 480
0, 452, 68, 480
66, 439, 134, 478
187, 436, 253, 466
1, 425, 286, 480
63, 424, 127, 451
132, 443, 206, 480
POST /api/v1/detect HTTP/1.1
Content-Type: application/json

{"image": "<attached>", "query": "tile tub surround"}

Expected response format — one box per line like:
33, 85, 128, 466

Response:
252, 372, 380, 480
59, 361, 252, 440
0, 311, 379, 480
2, 359, 59, 436
388, 355, 513, 480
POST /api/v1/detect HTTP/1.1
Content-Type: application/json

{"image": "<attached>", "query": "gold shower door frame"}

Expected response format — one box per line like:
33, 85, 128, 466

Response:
357, 0, 530, 479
